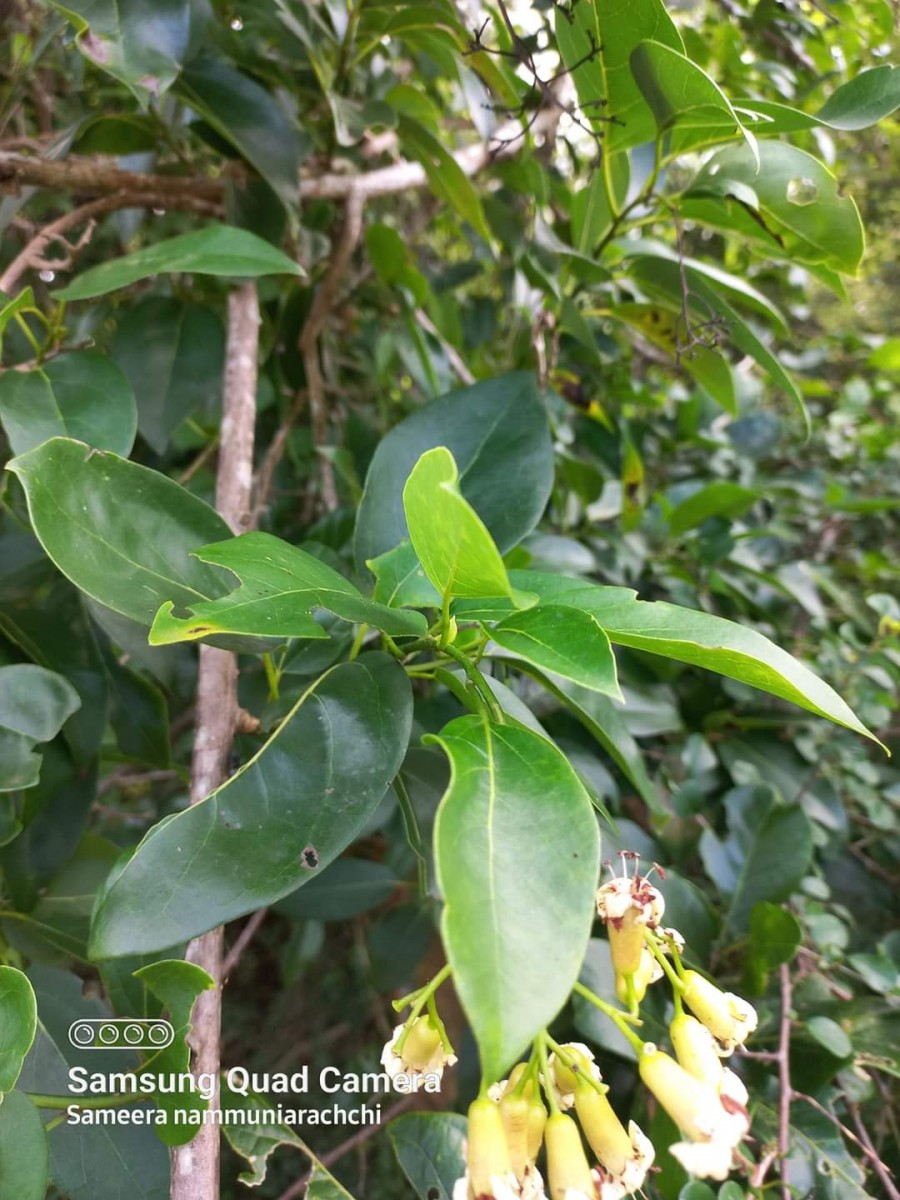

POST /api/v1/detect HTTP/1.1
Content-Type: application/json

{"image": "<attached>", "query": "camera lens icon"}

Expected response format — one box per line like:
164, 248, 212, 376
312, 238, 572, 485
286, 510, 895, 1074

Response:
67, 1019, 174, 1051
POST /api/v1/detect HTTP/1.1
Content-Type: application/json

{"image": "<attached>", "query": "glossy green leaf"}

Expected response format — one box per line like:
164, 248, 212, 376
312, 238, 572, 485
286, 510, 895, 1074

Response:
0, 1091, 48, 1200
743, 902, 802, 994
555, 0, 683, 152
430, 715, 599, 1078
133, 960, 215, 1145
355, 373, 553, 568
667, 482, 758, 534
54, 224, 304, 301
112, 298, 225, 454
0, 665, 81, 793
49, 0, 190, 100
90, 654, 412, 956
0, 351, 136, 457
689, 142, 865, 275
402, 447, 513, 601
0, 967, 37, 1093
389, 1111, 467, 1200
277, 858, 399, 921
150, 532, 427, 644
585, 594, 879, 744
175, 56, 303, 207
739, 64, 900, 133
631, 40, 755, 157
8, 438, 232, 626
397, 115, 491, 242
491, 604, 622, 698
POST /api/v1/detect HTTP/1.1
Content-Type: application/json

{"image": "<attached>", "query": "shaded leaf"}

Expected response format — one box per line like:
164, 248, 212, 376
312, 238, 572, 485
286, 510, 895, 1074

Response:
389, 1111, 467, 1200
90, 654, 412, 956
0, 1091, 48, 1200
0, 665, 81, 793
0, 350, 136, 457
0, 967, 37, 1093
55, 225, 304, 301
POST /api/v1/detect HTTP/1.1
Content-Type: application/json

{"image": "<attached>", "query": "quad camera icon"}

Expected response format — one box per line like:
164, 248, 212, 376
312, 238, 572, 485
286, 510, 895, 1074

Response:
68, 1018, 175, 1051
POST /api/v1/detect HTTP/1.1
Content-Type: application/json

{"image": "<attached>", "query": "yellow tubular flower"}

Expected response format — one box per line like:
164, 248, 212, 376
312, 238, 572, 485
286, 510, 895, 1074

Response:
595, 875, 665, 977
452, 1097, 520, 1200
574, 1079, 654, 1198
544, 1113, 598, 1200
500, 1092, 546, 1186
670, 1014, 724, 1089
527, 1094, 548, 1163
615, 946, 662, 1005
681, 971, 758, 1054
638, 1045, 748, 1182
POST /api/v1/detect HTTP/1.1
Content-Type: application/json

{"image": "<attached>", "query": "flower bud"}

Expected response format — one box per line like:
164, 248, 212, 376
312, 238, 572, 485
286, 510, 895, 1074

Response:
615, 947, 662, 1005
453, 1097, 520, 1200
381, 1015, 457, 1083
682, 971, 758, 1054
548, 1043, 601, 1110
574, 1079, 654, 1195
544, 1113, 597, 1200
500, 1092, 545, 1185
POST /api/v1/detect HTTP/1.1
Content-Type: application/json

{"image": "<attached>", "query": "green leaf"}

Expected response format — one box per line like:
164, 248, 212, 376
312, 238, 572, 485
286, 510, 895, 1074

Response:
402, 447, 513, 601
397, 115, 491, 242
112, 298, 225, 455
630, 40, 755, 157
688, 142, 865, 275
354, 373, 553, 569
0, 351, 137, 457
276, 858, 399, 921
49, 0, 190, 101
90, 654, 412, 956
738, 64, 900, 133
150, 531, 427, 645
755, 1100, 869, 1199
583, 594, 879, 745
0, 1091, 48, 1200
0, 967, 37, 1093
491, 604, 622, 698
8, 438, 232, 626
175, 55, 304, 208
667, 482, 759, 534
389, 1111, 467, 1200
54, 224, 304, 301
555, 0, 684, 152
0, 665, 81, 793
368, 541, 442, 609
743, 902, 802, 994
430, 716, 600, 1078
699, 786, 813, 934
132, 960, 215, 1145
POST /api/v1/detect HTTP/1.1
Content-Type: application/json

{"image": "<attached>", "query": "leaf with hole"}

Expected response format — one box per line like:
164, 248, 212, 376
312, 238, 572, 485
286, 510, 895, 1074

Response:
150, 531, 428, 645
90, 654, 412, 957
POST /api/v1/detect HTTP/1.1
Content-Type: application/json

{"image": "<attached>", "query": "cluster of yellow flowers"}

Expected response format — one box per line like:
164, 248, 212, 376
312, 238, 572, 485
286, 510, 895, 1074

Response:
383, 856, 759, 1199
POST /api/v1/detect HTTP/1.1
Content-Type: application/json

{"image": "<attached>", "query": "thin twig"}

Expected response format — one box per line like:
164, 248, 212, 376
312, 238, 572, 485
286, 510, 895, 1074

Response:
798, 1094, 900, 1198
277, 1096, 417, 1200
222, 908, 268, 979
778, 963, 793, 1200
414, 308, 475, 385
0, 192, 223, 295
169, 283, 260, 1200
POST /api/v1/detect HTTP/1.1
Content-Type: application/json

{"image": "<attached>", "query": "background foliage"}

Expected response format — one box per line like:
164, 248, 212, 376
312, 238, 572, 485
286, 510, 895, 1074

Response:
0, 1, 898, 1199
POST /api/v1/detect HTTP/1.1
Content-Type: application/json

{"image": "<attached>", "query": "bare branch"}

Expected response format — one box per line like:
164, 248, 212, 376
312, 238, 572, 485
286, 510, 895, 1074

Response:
170, 283, 260, 1200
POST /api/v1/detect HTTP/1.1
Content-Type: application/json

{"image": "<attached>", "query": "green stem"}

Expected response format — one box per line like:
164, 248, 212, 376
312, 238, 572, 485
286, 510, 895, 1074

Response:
440, 641, 504, 723
644, 928, 685, 997
535, 1033, 561, 1116
572, 981, 645, 1053
394, 773, 428, 898
348, 622, 369, 662
262, 652, 281, 702
29, 1092, 149, 1111
392, 963, 452, 1013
